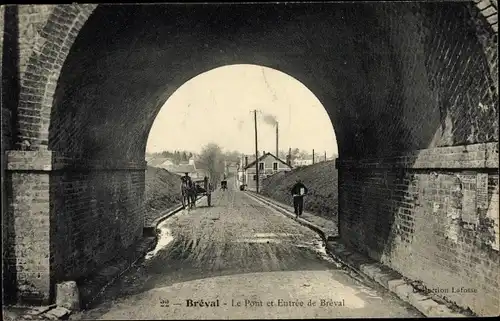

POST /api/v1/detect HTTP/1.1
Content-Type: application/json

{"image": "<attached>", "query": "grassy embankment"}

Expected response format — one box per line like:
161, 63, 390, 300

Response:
144, 166, 183, 224
144, 162, 338, 224
260, 160, 338, 222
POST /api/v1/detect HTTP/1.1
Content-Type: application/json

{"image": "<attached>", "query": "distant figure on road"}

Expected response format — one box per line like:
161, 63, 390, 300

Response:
291, 179, 308, 218
204, 176, 209, 191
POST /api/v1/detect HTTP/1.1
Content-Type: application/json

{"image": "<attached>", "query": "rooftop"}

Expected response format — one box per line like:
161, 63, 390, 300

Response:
164, 164, 196, 173
146, 157, 174, 167
244, 152, 291, 170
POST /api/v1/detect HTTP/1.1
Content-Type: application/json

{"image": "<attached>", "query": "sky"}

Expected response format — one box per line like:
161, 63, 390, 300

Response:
146, 64, 338, 157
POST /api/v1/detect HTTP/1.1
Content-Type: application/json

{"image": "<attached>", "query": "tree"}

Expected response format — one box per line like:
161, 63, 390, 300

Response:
278, 150, 288, 160
291, 148, 301, 161
222, 150, 242, 164
174, 151, 181, 165
181, 151, 188, 162
199, 143, 225, 185
298, 150, 310, 159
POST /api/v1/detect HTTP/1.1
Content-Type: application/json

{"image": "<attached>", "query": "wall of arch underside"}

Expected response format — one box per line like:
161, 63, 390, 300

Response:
2, 2, 499, 315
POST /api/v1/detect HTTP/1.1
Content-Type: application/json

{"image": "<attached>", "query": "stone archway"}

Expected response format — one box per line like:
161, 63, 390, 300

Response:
3, 2, 498, 315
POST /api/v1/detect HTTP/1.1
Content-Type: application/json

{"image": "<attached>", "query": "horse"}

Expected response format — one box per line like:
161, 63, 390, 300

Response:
188, 185, 197, 208
180, 180, 197, 209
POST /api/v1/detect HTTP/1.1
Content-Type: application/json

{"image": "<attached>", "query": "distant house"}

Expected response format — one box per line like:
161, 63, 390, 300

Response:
292, 156, 336, 166
242, 152, 292, 191
227, 163, 238, 175
163, 158, 207, 180
194, 168, 209, 180
292, 158, 313, 166
146, 157, 175, 168
157, 159, 175, 167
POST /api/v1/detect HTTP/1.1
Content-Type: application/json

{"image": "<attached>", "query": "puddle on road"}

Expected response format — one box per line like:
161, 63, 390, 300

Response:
253, 232, 303, 238
145, 204, 202, 260
233, 232, 305, 244
230, 233, 335, 261
234, 238, 282, 244
145, 222, 174, 260
313, 243, 342, 266
299, 238, 345, 268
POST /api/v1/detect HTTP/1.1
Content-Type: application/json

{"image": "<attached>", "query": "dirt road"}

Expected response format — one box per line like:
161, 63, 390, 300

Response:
73, 181, 423, 319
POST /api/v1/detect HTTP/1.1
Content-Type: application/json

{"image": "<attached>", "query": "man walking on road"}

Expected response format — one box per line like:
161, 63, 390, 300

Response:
291, 179, 308, 218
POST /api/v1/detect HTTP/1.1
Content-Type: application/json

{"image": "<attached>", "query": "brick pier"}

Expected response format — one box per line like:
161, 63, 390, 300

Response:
4, 151, 146, 304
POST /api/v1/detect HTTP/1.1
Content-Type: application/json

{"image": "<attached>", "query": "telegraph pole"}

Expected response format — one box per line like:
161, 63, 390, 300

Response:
254, 110, 260, 193
324, 151, 327, 162
312, 149, 315, 164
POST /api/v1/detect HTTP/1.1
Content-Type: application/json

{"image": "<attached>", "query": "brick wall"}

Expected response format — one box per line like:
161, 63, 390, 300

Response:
335, 4, 498, 314
4, 151, 53, 304
5, 171, 51, 304
338, 143, 499, 316
50, 168, 145, 283
474, 0, 498, 32
0, 5, 4, 52
1, 4, 6, 304
16, 4, 96, 148
2, 5, 16, 151
469, 2, 498, 96
12, 3, 497, 157
3, 151, 146, 304
17, 5, 55, 77
4, 1, 498, 309
369, 2, 497, 151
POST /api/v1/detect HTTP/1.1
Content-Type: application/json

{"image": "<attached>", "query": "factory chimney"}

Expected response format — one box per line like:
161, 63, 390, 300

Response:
276, 123, 279, 157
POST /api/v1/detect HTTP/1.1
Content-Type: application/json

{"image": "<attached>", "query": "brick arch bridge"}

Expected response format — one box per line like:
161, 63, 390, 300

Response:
1, 1, 498, 316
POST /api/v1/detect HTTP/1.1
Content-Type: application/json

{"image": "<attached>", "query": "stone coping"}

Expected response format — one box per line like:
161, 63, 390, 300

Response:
337, 142, 498, 169
7, 142, 497, 171
5, 150, 147, 171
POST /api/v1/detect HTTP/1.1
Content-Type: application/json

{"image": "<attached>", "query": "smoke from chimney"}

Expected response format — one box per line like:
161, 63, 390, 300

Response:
262, 113, 277, 126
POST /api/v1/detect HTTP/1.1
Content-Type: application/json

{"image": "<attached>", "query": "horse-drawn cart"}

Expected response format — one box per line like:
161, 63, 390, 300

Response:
193, 177, 212, 207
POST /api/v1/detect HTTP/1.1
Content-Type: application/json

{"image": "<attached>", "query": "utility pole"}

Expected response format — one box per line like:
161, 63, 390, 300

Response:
324, 151, 327, 162
275, 122, 279, 157
254, 110, 259, 193
312, 149, 315, 164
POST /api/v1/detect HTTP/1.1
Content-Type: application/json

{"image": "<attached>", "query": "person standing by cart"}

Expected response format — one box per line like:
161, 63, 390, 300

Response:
204, 176, 212, 207
291, 179, 308, 218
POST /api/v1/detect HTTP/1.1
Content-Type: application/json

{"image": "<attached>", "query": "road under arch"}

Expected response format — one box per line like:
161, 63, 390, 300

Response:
2, 2, 498, 315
